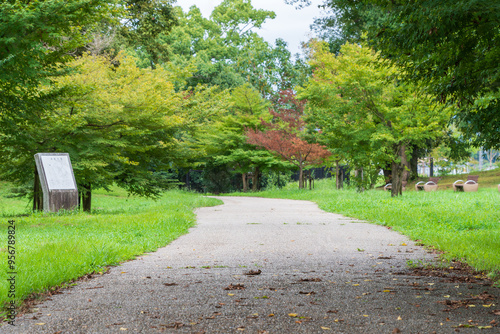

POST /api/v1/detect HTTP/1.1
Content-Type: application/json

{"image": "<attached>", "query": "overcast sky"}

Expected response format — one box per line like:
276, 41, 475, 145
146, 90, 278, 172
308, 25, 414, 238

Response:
174, 0, 325, 55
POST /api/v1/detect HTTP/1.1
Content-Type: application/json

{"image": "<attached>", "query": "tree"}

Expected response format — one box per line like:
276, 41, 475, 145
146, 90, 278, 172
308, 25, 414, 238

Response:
116, 0, 177, 68
0, 0, 120, 111
0, 0, 122, 208
246, 89, 331, 189
289, 0, 500, 149
163, 2, 308, 98
299, 42, 450, 196
198, 84, 286, 192
0, 52, 191, 211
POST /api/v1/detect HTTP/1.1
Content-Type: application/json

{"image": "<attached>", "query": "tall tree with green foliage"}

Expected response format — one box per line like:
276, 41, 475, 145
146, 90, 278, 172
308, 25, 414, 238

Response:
163, 1, 308, 97
0, 0, 120, 108
0, 0, 122, 208
289, 0, 500, 149
198, 84, 285, 192
116, 0, 177, 68
0, 52, 197, 211
300, 42, 450, 196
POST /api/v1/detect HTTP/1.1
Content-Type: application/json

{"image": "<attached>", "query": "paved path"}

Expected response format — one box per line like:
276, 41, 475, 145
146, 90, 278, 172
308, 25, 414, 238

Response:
4, 197, 499, 333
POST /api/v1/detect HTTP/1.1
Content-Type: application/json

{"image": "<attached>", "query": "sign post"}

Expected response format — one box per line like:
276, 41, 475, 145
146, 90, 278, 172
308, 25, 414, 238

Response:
34, 153, 78, 212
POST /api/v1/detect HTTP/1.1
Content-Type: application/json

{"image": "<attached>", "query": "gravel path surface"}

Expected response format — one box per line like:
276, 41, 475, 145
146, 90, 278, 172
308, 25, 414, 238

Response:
3, 196, 498, 333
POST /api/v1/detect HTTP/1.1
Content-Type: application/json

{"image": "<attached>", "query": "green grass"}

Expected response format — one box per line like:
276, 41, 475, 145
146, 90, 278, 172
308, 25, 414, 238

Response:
0, 185, 221, 311
230, 178, 500, 280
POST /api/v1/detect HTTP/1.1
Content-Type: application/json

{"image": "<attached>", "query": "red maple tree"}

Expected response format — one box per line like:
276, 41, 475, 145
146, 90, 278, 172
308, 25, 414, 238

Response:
246, 90, 331, 189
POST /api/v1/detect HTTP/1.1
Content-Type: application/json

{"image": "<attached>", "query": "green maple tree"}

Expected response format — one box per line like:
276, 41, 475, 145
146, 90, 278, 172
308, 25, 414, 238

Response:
299, 42, 450, 196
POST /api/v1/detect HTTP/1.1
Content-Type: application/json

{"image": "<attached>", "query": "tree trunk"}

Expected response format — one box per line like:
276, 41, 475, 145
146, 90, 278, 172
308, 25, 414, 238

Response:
81, 183, 92, 212
355, 167, 364, 192
33, 167, 43, 211
304, 170, 312, 190
298, 165, 304, 189
391, 145, 405, 197
242, 173, 248, 192
335, 160, 343, 190
252, 167, 259, 192
400, 147, 410, 182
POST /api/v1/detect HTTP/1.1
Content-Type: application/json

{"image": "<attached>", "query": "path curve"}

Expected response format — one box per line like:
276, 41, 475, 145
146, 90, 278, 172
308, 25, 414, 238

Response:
4, 197, 498, 333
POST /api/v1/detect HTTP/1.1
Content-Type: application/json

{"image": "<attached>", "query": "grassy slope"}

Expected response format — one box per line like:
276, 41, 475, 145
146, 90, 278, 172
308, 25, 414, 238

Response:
230, 170, 500, 279
0, 184, 221, 308
409, 168, 500, 190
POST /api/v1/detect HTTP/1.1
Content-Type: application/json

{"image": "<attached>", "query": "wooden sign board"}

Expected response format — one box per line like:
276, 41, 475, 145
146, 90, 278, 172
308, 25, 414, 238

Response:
34, 153, 78, 212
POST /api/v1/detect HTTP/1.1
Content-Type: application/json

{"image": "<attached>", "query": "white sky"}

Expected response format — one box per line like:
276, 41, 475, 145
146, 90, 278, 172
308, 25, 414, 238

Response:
173, 0, 325, 55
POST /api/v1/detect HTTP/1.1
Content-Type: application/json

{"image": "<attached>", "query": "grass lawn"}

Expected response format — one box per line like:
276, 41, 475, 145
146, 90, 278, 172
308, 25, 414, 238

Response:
230, 172, 500, 281
0, 183, 221, 313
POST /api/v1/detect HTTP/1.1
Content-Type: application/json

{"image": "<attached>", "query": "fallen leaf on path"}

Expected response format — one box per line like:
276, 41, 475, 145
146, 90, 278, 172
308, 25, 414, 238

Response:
326, 310, 338, 314
392, 328, 401, 333
397, 316, 402, 320
35, 323, 45, 326
321, 327, 331, 330
161, 322, 184, 329
299, 291, 316, 295
119, 328, 127, 331
299, 278, 322, 282
225, 284, 245, 290
288, 313, 298, 317
163, 283, 177, 286
244, 269, 262, 276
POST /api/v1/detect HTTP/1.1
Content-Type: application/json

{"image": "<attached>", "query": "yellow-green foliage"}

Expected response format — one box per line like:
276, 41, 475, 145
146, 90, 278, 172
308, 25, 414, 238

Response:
299, 42, 451, 190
